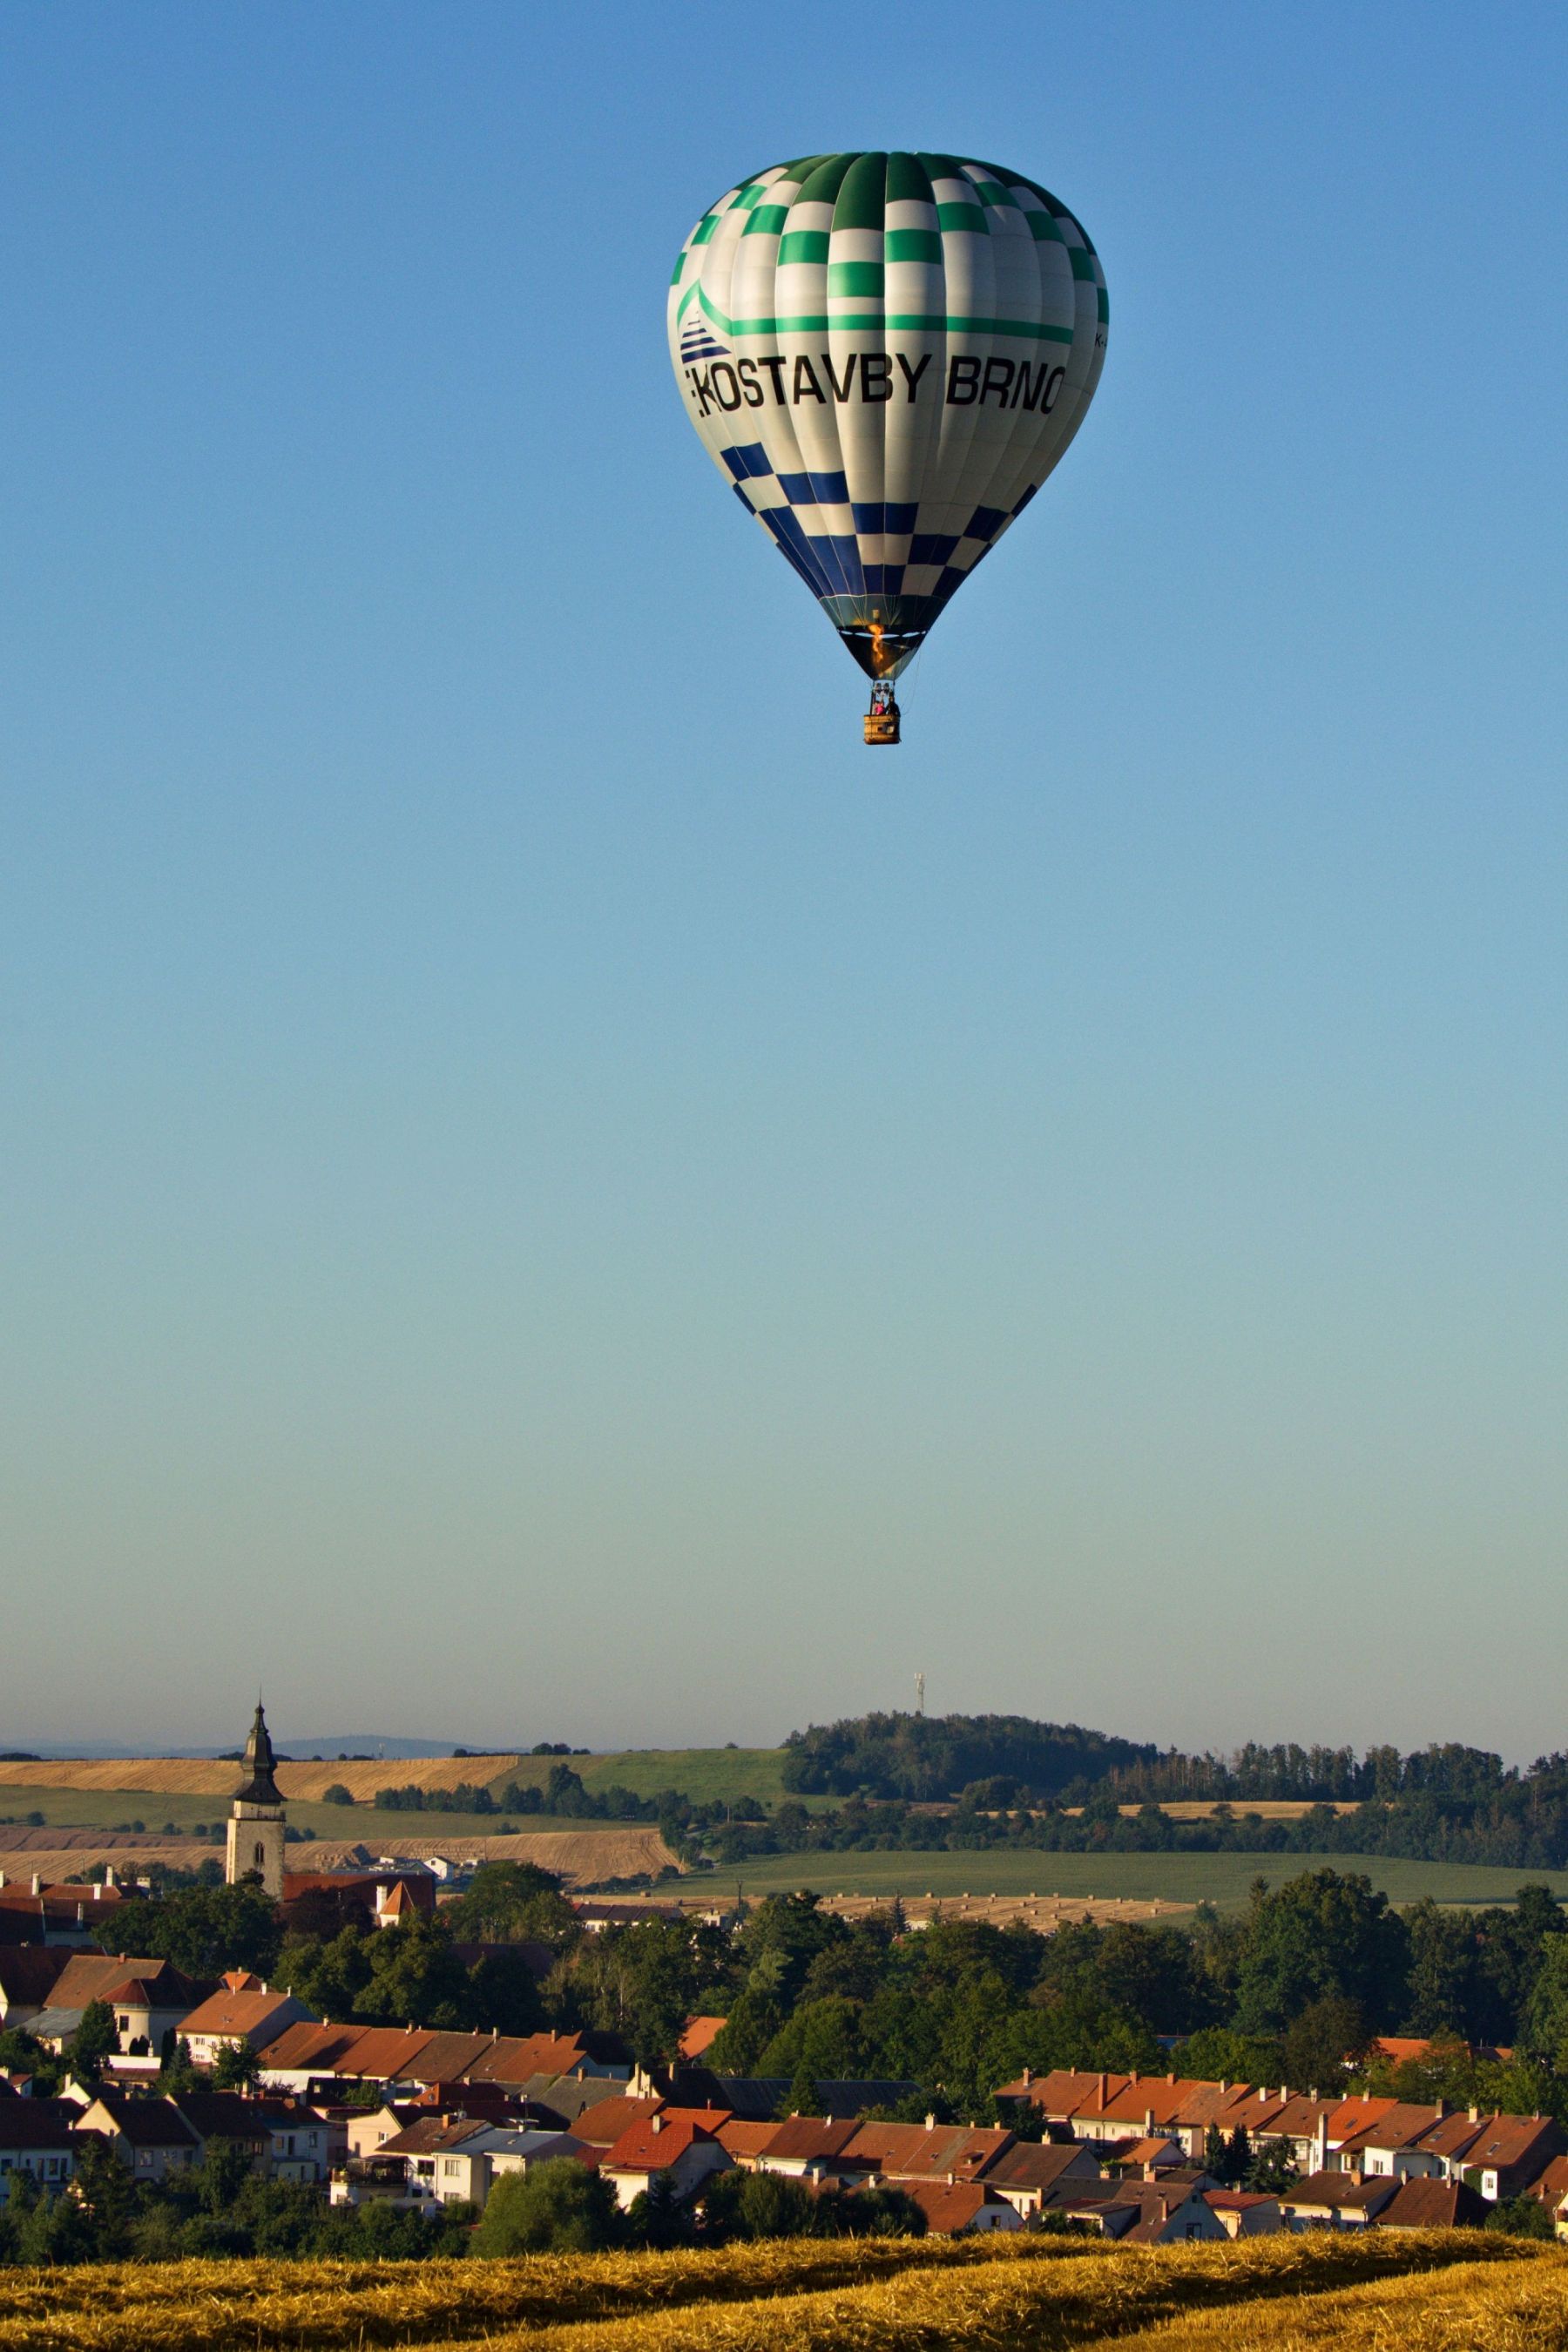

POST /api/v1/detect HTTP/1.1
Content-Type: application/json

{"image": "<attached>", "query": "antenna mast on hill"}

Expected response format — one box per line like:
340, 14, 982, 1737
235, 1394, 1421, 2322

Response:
914, 1672, 925, 1718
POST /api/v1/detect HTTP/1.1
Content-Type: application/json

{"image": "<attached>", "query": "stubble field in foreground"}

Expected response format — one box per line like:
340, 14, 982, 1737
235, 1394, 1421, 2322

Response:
0, 2230, 1560, 2352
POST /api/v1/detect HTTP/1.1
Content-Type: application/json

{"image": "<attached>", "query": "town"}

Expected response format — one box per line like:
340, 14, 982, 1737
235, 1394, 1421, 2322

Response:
3, 1707, 1568, 2263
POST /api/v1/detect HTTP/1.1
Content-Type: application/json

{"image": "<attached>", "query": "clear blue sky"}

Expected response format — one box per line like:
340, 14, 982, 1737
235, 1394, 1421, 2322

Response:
3, 3, 1565, 1761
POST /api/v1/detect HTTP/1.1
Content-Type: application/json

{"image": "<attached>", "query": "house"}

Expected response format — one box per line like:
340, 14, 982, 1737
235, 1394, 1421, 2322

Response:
254, 2099, 330, 2182
1333, 2103, 1447, 2181
256, 2023, 632, 2097
164, 2092, 269, 2173
344, 2102, 422, 2161
714, 2119, 782, 2172
178, 1983, 314, 2068
479, 2126, 594, 2195
0, 1948, 72, 2029
835, 2119, 1015, 2187
1523, 2153, 1568, 2236
72, 2092, 199, 2181
1112, 2180, 1229, 2243
679, 2016, 728, 2062
1045, 2180, 1226, 2243
1456, 2114, 1564, 2202
1101, 2135, 1187, 2174
981, 2139, 1103, 2218
1279, 2171, 1396, 2230
754, 2117, 866, 2182
1203, 2190, 1282, 2238
599, 2112, 730, 2209
0, 1951, 200, 2045
566, 2095, 667, 2151
1379, 2177, 1489, 2229
333, 2115, 491, 2209
896, 2180, 1022, 2234
0, 2100, 81, 2186
0, 1878, 131, 1949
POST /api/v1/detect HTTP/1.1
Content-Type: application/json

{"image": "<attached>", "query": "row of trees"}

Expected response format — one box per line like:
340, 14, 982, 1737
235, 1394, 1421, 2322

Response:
83, 1860, 1568, 2126
705, 1786, 1568, 1875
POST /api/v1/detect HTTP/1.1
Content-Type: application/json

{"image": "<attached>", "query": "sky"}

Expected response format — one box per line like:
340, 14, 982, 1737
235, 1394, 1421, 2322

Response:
2, 3, 1565, 1763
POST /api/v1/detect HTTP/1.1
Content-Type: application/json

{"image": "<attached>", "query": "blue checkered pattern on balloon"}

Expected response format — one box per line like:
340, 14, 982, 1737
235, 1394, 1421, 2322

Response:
720, 441, 1036, 612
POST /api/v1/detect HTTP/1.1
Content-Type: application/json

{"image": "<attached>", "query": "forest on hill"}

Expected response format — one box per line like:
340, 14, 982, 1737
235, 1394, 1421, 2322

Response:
745, 1715, 1568, 1876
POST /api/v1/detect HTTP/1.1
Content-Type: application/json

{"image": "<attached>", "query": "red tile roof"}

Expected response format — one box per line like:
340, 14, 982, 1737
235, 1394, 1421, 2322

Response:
602, 2115, 715, 2173
894, 2180, 1008, 2234
570, 2097, 664, 2148
761, 2117, 862, 2163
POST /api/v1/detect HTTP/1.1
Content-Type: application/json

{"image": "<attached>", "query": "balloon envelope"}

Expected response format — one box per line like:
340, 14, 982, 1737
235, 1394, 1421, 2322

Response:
669, 151, 1108, 679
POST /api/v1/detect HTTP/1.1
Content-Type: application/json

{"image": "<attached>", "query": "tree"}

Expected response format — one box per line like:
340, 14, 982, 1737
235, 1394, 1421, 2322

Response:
71, 2133, 138, 2256
1401, 1901, 1480, 2038
466, 1946, 544, 2038
783, 2067, 822, 2119
1281, 1994, 1371, 2094
1234, 1871, 1409, 2034
447, 1861, 579, 1949
351, 1917, 471, 2031
1484, 2194, 1555, 2240
212, 2038, 260, 2092
194, 2135, 257, 2215
626, 2172, 692, 2250
159, 2037, 202, 2094
70, 1997, 119, 2082
736, 2169, 816, 2239
95, 1882, 281, 1978
472, 2158, 621, 2254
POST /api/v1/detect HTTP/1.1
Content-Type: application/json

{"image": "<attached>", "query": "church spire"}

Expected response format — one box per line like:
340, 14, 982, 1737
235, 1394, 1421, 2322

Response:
233, 1699, 283, 1807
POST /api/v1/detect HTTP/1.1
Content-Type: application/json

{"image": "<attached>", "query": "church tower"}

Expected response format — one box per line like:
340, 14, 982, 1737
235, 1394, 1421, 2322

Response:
225, 1701, 287, 1899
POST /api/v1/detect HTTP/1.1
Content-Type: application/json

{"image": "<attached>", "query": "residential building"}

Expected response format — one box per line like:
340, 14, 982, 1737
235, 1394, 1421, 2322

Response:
1456, 2114, 1564, 2201
0, 2101, 81, 2185
599, 2112, 729, 2209
1379, 2178, 1489, 2229
1279, 2172, 1396, 2230
178, 1982, 314, 2068
895, 2180, 1022, 2234
72, 2092, 199, 2182
981, 2139, 1103, 2219
1203, 2190, 1282, 2237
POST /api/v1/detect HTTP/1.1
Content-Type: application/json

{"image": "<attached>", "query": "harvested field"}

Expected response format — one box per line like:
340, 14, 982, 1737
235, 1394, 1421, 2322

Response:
0, 2231, 1546, 2352
0, 1828, 675, 1891
822, 1890, 1193, 1929
290, 1829, 677, 1882
0, 1756, 530, 1801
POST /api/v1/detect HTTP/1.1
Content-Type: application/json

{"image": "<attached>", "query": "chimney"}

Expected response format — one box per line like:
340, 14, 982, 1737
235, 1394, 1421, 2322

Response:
925, 2112, 936, 2130
1022, 2067, 1032, 2086
92, 1882, 102, 1901
1468, 2105, 1480, 2123
651, 2112, 663, 2135
30, 1875, 41, 1896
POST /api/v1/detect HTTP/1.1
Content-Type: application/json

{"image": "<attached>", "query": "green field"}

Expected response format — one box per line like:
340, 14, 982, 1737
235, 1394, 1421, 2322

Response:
720, 1847, 1568, 1914
0, 1784, 663, 1848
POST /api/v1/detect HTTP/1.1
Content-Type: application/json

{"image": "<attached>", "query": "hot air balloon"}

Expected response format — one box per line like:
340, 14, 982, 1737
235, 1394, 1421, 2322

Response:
668, 151, 1108, 744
